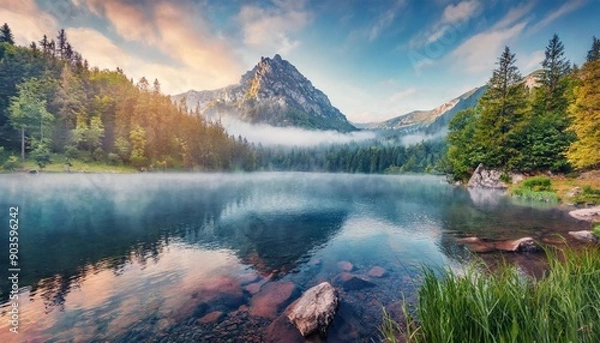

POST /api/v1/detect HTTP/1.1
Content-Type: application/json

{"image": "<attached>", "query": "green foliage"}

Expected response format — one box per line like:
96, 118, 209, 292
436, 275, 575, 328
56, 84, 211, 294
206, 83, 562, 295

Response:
587, 36, 600, 62
572, 186, 600, 205
30, 142, 51, 169
567, 60, 600, 169
389, 247, 600, 343
447, 108, 479, 180
3, 155, 21, 170
592, 223, 600, 238
512, 177, 558, 202
0, 23, 14, 45
107, 152, 120, 165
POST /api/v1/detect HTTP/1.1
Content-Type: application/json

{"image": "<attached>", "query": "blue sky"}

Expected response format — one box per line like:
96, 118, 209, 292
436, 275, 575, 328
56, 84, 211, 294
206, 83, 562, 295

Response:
1, 0, 598, 123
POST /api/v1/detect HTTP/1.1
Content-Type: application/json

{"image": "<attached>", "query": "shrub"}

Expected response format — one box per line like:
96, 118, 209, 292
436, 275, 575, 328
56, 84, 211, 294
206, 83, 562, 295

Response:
593, 223, 600, 238
63, 145, 80, 159
30, 144, 51, 169
572, 186, 600, 205
3, 155, 22, 171
107, 152, 121, 165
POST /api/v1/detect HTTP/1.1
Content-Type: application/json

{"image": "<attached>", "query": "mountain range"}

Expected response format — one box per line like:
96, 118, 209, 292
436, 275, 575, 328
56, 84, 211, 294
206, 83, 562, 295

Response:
172, 54, 489, 136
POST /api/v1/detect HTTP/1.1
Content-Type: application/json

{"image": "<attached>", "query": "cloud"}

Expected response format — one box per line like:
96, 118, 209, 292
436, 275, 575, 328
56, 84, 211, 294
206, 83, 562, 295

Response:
529, 0, 586, 32
520, 49, 544, 73
369, 0, 406, 41
218, 117, 376, 147
449, 4, 529, 74
71, 0, 242, 94
0, 0, 57, 45
399, 128, 448, 146
237, 0, 311, 55
411, 0, 481, 47
491, 2, 534, 30
388, 88, 418, 104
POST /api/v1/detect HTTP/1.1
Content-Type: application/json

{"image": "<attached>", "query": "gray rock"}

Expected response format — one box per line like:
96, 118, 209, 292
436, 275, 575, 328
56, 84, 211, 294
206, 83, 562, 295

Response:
285, 282, 339, 337
467, 164, 508, 189
568, 230, 598, 243
569, 206, 600, 222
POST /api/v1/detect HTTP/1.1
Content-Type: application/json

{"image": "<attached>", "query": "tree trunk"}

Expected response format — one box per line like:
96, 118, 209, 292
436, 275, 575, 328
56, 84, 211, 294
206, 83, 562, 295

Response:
21, 127, 25, 162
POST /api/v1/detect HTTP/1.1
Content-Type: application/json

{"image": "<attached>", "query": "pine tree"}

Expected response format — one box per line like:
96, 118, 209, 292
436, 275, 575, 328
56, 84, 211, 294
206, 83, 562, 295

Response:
0, 23, 14, 45
586, 36, 600, 62
541, 34, 571, 105
474, 46, 527, 168
56, 29, 67, 60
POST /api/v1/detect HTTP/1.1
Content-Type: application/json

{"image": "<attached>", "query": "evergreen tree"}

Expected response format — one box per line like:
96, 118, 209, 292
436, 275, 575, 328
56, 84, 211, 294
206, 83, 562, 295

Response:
473, 46, 527, 168
586, 36, 600, 62
540, 34, 571, 106
0, 23, 14, 45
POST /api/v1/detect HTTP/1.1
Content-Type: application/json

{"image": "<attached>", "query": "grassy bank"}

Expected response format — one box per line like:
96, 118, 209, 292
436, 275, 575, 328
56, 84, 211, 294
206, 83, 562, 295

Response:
382, 246, 600, 343
1, 155, 137, 173
507, 172, 600, 205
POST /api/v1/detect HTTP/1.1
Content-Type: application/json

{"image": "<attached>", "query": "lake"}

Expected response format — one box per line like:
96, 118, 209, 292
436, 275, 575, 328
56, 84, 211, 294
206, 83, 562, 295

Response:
0, 173, 584, 342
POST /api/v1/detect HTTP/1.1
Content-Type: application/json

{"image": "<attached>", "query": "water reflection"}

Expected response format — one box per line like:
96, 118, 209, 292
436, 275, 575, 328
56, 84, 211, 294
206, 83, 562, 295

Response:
0, 173, 585, 342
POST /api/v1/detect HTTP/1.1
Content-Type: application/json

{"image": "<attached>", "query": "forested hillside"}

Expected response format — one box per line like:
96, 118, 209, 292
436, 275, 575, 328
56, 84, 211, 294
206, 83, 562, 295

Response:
0, 24, 255, 171
447, 34, 600, 180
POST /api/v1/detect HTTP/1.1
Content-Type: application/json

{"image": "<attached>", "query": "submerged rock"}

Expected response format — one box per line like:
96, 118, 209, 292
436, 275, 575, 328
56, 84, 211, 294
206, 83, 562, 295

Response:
367, 266, 388, 278
568, 230, 598, 243
285, 282, 339, 337
334, 272, 376, 291
337, 261, 354, 272
197, 311, 223, 324
467, 164, 508, 189
265, 313, 305, 343
569, 206, 600, 222
249, 281, 299, 319
457, 236, 540, 253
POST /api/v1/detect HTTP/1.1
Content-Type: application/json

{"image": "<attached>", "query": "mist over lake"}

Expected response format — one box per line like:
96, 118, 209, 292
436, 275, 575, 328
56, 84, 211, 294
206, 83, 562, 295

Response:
0, 173, 584, 342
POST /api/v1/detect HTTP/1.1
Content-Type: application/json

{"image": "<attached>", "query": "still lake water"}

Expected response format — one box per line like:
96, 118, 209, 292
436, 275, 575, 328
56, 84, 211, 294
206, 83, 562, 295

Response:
0, 172, 584, 342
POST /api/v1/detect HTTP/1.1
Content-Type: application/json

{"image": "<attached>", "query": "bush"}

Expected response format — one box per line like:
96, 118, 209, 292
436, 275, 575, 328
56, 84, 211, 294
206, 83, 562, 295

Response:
592, 223, 600, 238
63, 145, 80, 159
30, 144, 51, 169
93, 147, 105, 162
107, 153, 121, 165
3, 155, 22, 171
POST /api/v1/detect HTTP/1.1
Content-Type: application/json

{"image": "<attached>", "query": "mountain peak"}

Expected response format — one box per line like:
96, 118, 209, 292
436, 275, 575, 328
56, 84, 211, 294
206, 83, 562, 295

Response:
173, 55, 356, 132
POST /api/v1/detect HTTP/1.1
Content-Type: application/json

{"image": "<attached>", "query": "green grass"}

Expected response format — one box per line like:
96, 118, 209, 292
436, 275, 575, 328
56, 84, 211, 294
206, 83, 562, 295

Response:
572, 186, 600, 205
593, 223, 600, 238
1, 154, 137, 173
512, 176, 559, 202
382, 247, 600, 343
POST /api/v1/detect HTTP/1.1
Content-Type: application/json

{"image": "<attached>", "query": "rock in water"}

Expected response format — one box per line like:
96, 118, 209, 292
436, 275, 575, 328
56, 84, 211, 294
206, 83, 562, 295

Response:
336, 261, 354, 272
367, 266, 388, 278
285, 282, 339, 337
568, 230, 598, 243
467, 164, 507, 189
249, 281, 298, 319
334, 273, 376, 291
569, 206, 600, 222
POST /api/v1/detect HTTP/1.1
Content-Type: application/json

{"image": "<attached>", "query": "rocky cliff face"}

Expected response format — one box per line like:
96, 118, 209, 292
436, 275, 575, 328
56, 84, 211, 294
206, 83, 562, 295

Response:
172, 54, 356, 132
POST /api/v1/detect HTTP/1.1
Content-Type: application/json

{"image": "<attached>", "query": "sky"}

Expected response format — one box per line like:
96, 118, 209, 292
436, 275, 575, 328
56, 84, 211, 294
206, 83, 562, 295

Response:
1, 0, 599, 123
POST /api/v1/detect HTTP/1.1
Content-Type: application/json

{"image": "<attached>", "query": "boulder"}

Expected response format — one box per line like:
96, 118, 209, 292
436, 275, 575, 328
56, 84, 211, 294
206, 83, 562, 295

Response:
569, 206, 600, 222
367, 266, 388, 278
568, 230, 598, 243
249, 281, 299, 319
467, 164, 508, 189
285, 282, 339, 337
264, 313, 305, 343
334, 272, 376, 291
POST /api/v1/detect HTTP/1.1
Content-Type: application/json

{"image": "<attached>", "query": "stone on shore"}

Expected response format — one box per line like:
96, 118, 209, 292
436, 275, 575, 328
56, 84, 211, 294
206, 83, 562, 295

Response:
467, 164, 508, 189
285, 282, 339, 337
457, 236, 539, 253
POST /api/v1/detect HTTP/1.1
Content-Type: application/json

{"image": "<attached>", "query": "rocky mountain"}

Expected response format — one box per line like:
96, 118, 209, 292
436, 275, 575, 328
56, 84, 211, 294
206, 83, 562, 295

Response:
360, 86, 487, 134
172, 54, 356, 132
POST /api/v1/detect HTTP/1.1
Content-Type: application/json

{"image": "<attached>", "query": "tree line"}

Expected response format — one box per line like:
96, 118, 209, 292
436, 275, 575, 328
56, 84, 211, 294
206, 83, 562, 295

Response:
0, 24, 255, 171
446, 34, 600, 180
